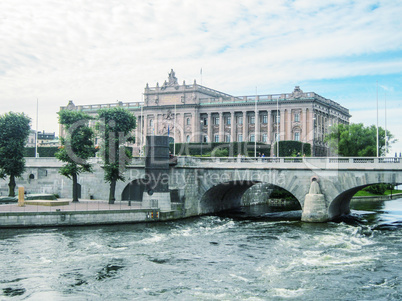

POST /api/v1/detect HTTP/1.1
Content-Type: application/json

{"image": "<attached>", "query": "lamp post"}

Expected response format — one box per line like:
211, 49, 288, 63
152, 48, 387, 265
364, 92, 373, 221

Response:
376, 81, 379, 157
276, 97, 279, 157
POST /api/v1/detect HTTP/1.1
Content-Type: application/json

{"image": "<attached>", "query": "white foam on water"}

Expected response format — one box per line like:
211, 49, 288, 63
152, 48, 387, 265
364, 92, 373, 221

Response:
272, 287, 306, 298
229, 273, 250, 282
139, 233, 167, 244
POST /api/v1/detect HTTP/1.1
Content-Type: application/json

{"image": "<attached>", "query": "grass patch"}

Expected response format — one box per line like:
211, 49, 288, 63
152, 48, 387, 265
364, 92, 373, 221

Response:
354, 189, 402, 197
384, 189, 402, 195
354, 190, 375, 197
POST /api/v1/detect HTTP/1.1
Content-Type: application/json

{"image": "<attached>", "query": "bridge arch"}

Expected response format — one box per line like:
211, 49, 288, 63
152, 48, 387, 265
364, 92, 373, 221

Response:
121, 178, 146, 203
199, 180, 301, 215
328, 182, 402, 219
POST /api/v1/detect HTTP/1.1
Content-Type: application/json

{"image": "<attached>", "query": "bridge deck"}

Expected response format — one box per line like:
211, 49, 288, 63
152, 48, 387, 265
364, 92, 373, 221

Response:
174, 157, 402, 170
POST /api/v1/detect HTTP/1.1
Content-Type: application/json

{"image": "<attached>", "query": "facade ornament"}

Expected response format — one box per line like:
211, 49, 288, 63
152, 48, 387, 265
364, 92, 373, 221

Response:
66, 100, 76, 110
162, 69, 179, 90
168, 69, 178, 85
164, 109, 174, 120
291, 86, 304, 99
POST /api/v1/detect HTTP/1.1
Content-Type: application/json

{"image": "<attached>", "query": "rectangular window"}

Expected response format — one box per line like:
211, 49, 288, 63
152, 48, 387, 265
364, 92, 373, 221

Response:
225, 134, 231, 142
214, 134, 219, 142
226, 116, 231, 125
262, 115, 268, 124
294, 113, 300, 122
238, 134, 243, 142
250, 134, 255, 142
250, 116, 255, 124
275, 115, 280, 124
275, 133, 280, 141
204, 118, 208, 126
262, 134, 267, 143
214, 117, 219, 125
237, 116, 243, 125
295, 132, 300, 141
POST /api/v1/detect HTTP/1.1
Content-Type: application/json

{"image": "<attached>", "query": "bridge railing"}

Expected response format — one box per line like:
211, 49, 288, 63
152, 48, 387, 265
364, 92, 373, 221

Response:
175, 156, 402, 169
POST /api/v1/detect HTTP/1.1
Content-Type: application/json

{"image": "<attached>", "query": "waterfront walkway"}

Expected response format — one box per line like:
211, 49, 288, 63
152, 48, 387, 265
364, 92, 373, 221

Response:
0, 199, 142, 213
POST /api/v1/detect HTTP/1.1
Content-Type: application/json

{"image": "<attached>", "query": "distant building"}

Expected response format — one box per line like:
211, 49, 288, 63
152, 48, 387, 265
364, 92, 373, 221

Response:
26, 130, 59, 148
26, 130, 37, 148
60, 70, 350, 156
38, 131, 59, 147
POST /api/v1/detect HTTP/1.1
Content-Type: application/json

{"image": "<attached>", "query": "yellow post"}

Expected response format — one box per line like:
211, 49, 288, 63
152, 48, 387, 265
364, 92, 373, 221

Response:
18, 187, 25, 207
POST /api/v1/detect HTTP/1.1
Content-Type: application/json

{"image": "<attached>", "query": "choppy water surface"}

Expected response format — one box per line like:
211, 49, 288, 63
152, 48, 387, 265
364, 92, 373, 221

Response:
1, 198, 402, 300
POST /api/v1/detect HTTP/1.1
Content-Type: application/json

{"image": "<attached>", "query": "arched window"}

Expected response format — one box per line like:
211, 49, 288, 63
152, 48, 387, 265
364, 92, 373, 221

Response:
186, 135, 190, 143
149, 119, 154, 127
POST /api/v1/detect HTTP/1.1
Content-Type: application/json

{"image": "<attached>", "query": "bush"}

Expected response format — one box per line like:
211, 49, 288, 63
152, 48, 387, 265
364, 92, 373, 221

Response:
170, 142, 270, 157
363, 184, 388, 195
24, 147, 59, 157
273, 141, 311, 157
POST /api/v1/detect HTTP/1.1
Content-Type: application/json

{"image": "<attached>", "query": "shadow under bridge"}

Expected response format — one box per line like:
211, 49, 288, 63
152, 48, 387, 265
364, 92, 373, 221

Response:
199, 180, 259, 214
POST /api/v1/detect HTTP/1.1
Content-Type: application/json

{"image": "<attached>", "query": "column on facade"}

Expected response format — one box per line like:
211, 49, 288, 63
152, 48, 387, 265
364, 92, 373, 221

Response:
191, 110, 198, 142
280, 109, 285, 141
308, 109, 314, 142
135, 114, 140, 146
255, 110, 260, 142
219, 112, 224, 142
267, 110, 271, 144
181, 112, 186, 143
302, 109, 308, 142
286, 109, 292, 140
230, 111, 235, 143
207, 113, 212, 143
242, 111, 247, 142
143, 114, 148, 140
155, 114, 159, 135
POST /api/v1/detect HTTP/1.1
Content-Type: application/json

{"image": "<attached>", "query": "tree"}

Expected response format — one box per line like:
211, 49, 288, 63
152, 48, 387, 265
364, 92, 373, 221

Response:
55, 110, 96, 202
97, 107, 136, 204
325, 123, 395, 157
0, 112, 31, 197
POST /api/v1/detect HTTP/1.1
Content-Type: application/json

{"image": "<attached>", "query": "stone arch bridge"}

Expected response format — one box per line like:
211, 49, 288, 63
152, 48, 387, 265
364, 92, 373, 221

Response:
170, 157, 402, 222
5, 156, 402, 223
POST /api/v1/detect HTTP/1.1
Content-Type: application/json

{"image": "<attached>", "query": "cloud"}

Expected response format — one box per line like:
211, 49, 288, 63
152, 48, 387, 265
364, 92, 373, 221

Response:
0, 0, 401, 149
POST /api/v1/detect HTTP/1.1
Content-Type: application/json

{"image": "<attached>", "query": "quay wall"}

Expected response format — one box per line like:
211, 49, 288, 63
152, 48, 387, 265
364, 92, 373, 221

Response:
0, 209, 160, 228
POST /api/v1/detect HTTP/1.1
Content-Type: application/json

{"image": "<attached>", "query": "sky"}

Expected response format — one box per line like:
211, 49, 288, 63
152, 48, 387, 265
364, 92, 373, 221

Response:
1, 0, 401, 154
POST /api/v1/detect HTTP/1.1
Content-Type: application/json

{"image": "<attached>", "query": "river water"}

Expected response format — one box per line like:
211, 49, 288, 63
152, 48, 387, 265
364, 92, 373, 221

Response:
1, 198, 401, 300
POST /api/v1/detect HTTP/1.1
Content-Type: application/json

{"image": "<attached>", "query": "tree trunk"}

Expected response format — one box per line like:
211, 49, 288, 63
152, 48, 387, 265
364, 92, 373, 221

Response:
109, 180, 116, 204
8, 175, 16, 197
72, 173, 79, 203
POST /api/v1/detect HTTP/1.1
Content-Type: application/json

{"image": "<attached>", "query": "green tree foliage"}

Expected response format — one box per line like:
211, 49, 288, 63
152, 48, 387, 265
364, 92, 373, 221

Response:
325, 123, 395, 157
0, 112, 31, 196
97, 107, 136, 204
363, 184, 388, 195
55, 110, 96, 202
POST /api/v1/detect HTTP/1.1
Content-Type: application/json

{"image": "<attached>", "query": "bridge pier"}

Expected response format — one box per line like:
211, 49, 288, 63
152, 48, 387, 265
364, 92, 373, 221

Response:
301, 179, 329, 222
